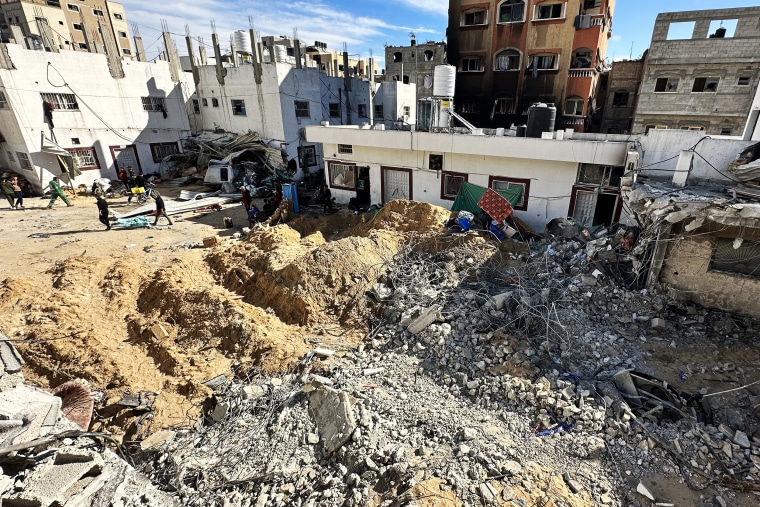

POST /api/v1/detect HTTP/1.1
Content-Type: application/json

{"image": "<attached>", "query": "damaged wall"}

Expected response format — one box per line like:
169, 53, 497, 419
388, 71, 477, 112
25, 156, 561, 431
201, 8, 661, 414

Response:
661, 224, 760, 317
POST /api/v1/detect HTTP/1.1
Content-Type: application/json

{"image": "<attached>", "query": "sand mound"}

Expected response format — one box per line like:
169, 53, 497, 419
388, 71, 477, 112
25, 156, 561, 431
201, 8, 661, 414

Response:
208, 229, 404, 327
349, 199, 452, 236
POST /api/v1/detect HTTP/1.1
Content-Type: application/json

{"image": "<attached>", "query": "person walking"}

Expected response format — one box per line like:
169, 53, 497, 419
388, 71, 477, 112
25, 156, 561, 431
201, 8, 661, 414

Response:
240, 186, 252, 212
96, 195, 111, 230
45, 176, 72, 208
0, 178, 15, 208
10, 177, 23, 209
152, 192, 173, 226
126, 167, 137, 203
321, 183, 335, 214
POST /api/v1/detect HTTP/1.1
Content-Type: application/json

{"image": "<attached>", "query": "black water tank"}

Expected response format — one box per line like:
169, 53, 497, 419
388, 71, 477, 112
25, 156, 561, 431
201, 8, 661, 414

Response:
516, 125, 527, 137
715, 27, 727, 38
526, 103, 556, 138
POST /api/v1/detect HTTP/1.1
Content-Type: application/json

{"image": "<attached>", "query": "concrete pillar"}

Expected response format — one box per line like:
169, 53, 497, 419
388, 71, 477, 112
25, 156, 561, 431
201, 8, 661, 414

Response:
673, 150, 693, 187
231, 43, 238, 67
294, 39, 302, 69
212, 32, 226, 85
185, 36, 199, 85
249, 28, 262, 84
199, 44, 207, 65
133, 35, 146, 61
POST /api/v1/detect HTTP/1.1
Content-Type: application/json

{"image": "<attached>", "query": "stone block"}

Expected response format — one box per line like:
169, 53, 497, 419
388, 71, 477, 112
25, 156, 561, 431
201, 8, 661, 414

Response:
308, 387, 357, 454
150, 323, 170, 340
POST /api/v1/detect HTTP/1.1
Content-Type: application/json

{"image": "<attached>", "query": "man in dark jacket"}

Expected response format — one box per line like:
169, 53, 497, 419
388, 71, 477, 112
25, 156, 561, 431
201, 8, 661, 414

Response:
96, 196, 110, 230
0, 178, 15, 208
152, 192, 173, 226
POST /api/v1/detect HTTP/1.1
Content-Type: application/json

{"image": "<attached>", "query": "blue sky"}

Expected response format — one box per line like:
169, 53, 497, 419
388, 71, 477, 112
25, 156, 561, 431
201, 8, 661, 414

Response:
120, 0, 760, 65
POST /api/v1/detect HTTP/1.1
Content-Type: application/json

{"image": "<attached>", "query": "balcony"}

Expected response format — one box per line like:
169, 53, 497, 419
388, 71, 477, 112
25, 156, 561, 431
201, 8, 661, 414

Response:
568, 69, 596, 78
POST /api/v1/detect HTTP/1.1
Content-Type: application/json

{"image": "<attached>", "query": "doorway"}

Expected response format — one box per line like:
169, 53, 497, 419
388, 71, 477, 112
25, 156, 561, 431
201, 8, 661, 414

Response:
356, 166, 370, 206
381, 167, 412, 203
109, 145, 142, 173
569, 185, 621, 228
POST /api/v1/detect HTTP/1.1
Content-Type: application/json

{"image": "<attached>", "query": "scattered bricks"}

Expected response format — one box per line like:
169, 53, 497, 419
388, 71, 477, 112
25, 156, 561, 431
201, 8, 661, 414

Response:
202, 236, 218, 248
650, 318, 666, 330
150, 323, 170, 341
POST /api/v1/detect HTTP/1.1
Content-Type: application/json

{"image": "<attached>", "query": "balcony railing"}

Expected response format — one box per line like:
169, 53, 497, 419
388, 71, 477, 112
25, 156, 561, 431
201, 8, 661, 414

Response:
568, 69, 595, 78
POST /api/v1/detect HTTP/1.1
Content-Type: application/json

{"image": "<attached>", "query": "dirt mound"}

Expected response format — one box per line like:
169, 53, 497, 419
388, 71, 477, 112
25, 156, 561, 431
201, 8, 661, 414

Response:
286, 212, 364, 239
208, 228, 405, 327
349, 199, 452, 237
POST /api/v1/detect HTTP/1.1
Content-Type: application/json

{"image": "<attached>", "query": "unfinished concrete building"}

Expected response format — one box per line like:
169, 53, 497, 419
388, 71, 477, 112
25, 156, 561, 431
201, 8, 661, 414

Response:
384, 38, 446, 100
632, 7, 760, 136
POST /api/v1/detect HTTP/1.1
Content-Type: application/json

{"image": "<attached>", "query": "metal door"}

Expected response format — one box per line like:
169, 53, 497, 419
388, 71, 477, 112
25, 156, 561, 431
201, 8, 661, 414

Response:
382, 167, 411, 202
572, 190, 597, 227
111, 145, 140, 172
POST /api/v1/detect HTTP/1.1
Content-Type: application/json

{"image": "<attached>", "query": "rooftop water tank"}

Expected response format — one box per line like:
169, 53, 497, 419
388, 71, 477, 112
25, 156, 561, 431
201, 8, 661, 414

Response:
233, 30, 252, 55
433, 65, 456, 98
526, 103, 556, 138
274, 44, 288, 63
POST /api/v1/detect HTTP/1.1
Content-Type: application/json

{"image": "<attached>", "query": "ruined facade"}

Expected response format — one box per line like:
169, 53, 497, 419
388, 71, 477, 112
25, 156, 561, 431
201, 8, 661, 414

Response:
632, 7, 760, 136
446, 0, 615, 131
384, 39, 447, 100
599, 56, 645, 135
0, 0, 133, 57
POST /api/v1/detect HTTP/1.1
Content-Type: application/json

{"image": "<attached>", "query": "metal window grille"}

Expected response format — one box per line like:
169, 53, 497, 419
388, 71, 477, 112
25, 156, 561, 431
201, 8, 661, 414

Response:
69, 148, 97, 168
0, 91, 7, 108
330, 164, 355, 187
151, 143, 179, 162
141, 96, 167, 112
16, 152, 33, 170
40, 93, 78, 110
338, 144, 353, 154
294, 101, 310, 117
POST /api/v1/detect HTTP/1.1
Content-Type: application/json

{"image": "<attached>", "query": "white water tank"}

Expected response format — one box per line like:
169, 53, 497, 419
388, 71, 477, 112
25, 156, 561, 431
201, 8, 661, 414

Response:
274, 45, 288, 63
433, 65, 456, 98
233, 30, 252, 55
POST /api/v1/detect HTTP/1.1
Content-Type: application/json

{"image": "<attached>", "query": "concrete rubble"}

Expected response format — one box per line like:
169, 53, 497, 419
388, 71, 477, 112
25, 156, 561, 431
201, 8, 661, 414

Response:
130, 239, 760, 506
0, 338, 178, 507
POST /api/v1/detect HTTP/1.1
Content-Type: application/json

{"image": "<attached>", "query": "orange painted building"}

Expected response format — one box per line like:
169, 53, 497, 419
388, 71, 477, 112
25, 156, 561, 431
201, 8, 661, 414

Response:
447, 0, 615, 132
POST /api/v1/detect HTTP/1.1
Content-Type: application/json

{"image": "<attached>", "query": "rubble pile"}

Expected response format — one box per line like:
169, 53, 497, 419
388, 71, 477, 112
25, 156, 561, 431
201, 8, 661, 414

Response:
0, 336, 177, 506
135, 231, 760, 506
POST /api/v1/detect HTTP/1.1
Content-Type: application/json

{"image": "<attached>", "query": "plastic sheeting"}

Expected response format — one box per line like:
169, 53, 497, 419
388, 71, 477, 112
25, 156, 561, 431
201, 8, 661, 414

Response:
451, 181, 522, 215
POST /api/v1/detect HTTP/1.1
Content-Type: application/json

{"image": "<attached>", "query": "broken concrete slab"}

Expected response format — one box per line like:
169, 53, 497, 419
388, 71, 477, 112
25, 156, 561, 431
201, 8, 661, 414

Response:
139, 429, 176, 451
406, 305, 442, 335
637, 482, 655, 501
308, 387, 357, 454
0, 384, 62, 446
0, 336, 24, 374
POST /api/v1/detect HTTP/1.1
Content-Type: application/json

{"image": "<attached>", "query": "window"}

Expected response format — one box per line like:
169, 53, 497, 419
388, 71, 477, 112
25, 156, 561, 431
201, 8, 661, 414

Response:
231, 99, 246, 116
460, 57, 483, 72
711, 239, 760, 277
490, 177, 530, 210
424, 50, 434, 61
584, 0, 601, 8
429, 154, 443, 171
71, 137, 80, 144
578, 164, 623, 187
78, 43, 88, 50
150, 142, 179, 162
374, 104, 384, 119
118, 31, 127, 38
17, 152, 33, 170
393, 52, 402, 63
113, 13, 123, 20
441, 171, 466, 200
612, 91, 629, 107
738, 76, 750, 86
565, 96, 584, 116
358, 104, 367, 117
67, 147, 99, 170
294, 100, 310, 118
493, 98, 515, 115
571, 48, 593, 68
46, 0, 61, 6
122, 49, 131, 55
67, 4, 79, 12
680, 125, 705, 131
692, 77, 719, 93
494, 49, 520, 71
92, 9, 104, 16
666, 21, 695, 40
329, 162, 356, 189
403, 106, 410, 118
654, 77, 679, 93
721, 128, 732, 135
535, 3, 563, 20
499, 0, 525, 23
459, 99, 480, 114
462, 9, 487, 26
211, 98, 219, 107
529, 54, 557, 70
40, 93, 78, 110
192, 99, 200, 113
707, 19, 738, 39
73, 23, 83, 31
329, 103, 340, 117
338, 144, 353, 154
0, 91, 7, 109
645, 125, 669, 133
299, 145, 317, 167
141, 96, 167, 112
402, 75, 409, 84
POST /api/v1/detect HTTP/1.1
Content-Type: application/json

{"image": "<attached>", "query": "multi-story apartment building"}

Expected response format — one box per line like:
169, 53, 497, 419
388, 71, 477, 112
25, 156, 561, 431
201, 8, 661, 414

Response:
384, 38, 447, 100
632, 7, 760, 136
447, 0, 615, 132
0, 0, 132, 57
600, 56, 646, 135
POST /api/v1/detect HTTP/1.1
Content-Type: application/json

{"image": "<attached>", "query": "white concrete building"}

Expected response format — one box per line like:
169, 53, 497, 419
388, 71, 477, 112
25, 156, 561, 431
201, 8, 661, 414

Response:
305, 125, 635, 232
189, 59, 371, 177
0, 42, 193, 192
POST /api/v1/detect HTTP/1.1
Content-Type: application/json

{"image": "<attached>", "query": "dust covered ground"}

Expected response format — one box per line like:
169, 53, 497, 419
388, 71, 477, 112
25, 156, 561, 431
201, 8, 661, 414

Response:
1, 189, 760, 506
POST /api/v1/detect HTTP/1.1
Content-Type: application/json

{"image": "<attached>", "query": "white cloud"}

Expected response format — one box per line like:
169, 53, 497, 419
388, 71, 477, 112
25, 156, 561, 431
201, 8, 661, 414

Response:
611, 35, 622, 41
121, 0, 443, 60
390, 0, 448, 15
